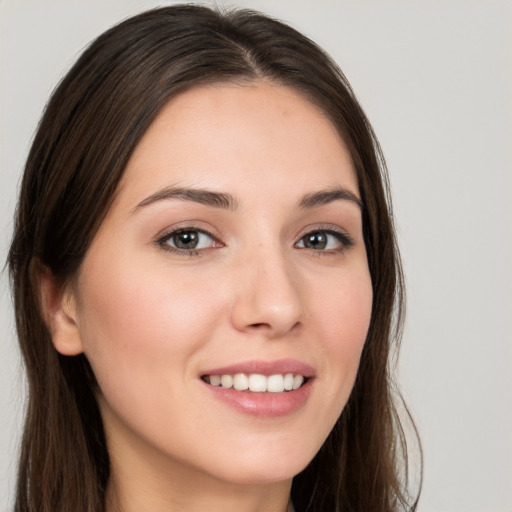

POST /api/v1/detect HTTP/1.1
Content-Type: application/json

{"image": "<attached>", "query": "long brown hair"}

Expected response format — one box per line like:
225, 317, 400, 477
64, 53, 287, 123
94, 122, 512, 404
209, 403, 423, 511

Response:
8, 5, 421, 511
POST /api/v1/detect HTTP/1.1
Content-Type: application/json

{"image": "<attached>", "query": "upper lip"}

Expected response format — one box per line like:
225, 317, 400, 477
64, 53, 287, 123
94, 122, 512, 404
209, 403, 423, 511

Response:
200, 358, 315, 378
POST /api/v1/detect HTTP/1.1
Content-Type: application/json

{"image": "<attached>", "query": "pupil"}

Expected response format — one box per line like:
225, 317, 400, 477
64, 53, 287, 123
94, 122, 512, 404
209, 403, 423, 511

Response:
305, 232, 326, 249
174, 231, 198, 249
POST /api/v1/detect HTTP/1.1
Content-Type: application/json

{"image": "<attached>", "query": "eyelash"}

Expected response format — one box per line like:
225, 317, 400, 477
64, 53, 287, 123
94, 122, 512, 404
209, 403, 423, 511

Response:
156, 226, 355, 257
156, 227, 222, 257
295, 228, 355, 255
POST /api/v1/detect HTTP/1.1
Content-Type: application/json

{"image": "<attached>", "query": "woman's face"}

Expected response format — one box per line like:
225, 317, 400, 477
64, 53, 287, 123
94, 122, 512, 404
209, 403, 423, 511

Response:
66, 83, 372, 487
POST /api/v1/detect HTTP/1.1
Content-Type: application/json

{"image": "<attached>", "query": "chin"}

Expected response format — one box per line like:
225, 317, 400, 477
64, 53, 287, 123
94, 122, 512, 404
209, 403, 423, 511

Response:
201, 440, 318, 486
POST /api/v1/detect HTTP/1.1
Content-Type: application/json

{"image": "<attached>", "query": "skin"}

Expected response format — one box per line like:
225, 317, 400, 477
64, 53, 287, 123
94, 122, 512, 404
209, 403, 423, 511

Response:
46, 82, 373, 512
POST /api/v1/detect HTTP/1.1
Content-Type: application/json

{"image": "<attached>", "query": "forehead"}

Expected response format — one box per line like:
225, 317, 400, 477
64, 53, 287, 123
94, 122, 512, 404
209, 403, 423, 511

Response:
119, 82, 358, 207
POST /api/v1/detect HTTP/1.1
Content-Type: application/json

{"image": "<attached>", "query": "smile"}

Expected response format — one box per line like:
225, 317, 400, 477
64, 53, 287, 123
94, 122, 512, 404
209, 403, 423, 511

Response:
202, 373, 306, 393
200, 359, 315, 417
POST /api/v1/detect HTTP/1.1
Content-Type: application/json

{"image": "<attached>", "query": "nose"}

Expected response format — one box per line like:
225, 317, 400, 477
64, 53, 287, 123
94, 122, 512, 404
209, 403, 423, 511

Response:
230, 246, 305, 338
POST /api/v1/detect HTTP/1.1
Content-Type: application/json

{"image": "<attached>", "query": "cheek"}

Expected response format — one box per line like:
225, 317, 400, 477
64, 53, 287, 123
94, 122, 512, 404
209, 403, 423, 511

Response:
318, 268, 372, 344
74, 256, 225, 397
312, 269, 373, 393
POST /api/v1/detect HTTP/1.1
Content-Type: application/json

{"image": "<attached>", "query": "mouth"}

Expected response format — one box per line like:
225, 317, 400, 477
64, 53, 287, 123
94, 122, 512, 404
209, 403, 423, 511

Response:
199, 359, 315, 416
201, 373, 308, 393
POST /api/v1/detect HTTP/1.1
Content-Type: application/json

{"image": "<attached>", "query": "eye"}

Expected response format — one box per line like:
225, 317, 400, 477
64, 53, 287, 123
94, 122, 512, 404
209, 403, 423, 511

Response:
295, 229, 354, 252
158, 228, 219, 253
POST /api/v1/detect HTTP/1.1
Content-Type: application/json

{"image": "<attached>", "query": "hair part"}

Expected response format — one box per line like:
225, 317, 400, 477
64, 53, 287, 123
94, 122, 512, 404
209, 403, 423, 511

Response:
9, 5, 421, 511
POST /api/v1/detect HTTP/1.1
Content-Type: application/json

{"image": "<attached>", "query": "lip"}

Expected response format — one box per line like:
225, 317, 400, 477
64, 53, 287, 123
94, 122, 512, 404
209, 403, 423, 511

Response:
200, 358, 316, 378
200, 359, 315, 418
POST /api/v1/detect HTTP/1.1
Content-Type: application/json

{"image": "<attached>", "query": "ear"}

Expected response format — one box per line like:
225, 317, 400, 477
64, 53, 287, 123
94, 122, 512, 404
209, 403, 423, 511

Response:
39, 267, 84, 356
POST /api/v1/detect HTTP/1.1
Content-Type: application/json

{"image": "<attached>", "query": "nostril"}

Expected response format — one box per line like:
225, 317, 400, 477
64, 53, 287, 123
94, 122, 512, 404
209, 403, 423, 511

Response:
250, 323, 267, 328
247, 321, 302, 336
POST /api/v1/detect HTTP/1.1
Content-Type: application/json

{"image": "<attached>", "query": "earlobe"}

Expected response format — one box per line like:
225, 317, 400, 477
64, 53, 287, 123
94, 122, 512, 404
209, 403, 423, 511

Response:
39, 268, 84, 356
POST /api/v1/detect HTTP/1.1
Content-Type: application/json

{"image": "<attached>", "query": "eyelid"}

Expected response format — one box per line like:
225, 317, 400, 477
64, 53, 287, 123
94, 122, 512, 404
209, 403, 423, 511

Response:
154, 220, 222, 242
294, 225, 355, 252
154, 223, 224, 255
153, 222, 355, 257
295, 223, 354, 240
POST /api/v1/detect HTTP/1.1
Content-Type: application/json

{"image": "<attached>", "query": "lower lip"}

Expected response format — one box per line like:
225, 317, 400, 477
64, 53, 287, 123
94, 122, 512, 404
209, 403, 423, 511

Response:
203, 379, 313, 418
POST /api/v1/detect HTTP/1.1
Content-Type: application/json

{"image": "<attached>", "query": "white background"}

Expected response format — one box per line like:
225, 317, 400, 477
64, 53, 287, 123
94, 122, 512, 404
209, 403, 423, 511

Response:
1, 1, 511, 511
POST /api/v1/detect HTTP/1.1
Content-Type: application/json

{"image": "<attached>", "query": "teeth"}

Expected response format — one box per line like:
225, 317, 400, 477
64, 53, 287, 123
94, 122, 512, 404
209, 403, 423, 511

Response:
267, 374, 284, 393
233, 373, 249, 391
293, 375, 304, 390
248, 374, 267, 392
204, 372, 307, 392
209, 375, 222, 386
283, 373, 294, 391
220, 375, 233, 389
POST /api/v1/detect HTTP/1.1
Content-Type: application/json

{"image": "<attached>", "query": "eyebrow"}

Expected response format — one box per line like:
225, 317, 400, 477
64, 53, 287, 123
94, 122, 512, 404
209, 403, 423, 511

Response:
299, 188, 363, 210
133, 186, 238, 212
132, 185, 362, 213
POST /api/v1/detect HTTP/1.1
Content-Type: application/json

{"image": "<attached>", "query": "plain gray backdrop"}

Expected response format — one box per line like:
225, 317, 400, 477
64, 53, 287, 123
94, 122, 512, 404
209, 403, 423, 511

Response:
1, 1, 511, 511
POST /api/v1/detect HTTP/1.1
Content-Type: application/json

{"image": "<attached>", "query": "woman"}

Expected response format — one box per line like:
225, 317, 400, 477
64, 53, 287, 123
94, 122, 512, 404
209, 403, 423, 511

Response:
8, 5, 420, 512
